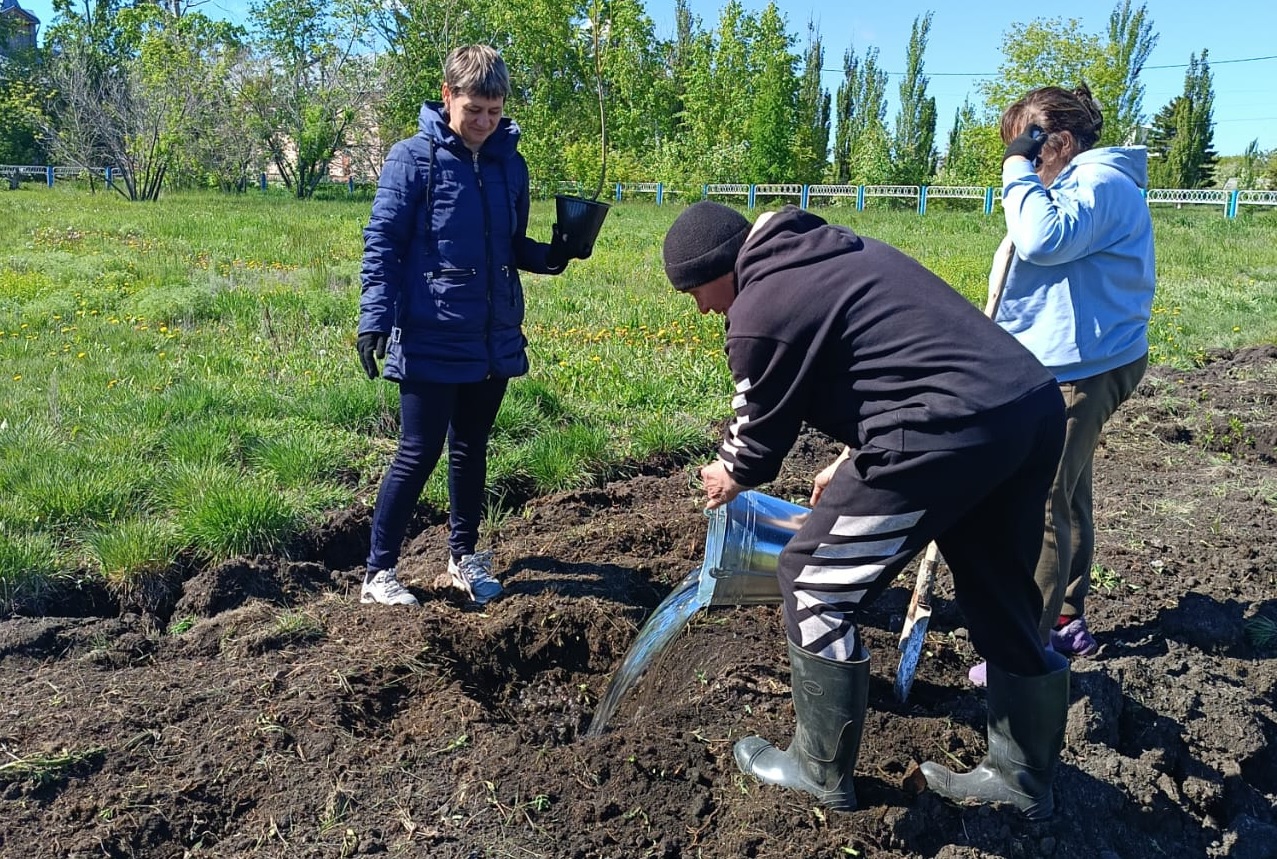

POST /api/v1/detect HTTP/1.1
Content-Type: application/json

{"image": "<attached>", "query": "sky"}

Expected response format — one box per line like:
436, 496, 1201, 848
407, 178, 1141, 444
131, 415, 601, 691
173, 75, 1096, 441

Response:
16, 0, 1276, 156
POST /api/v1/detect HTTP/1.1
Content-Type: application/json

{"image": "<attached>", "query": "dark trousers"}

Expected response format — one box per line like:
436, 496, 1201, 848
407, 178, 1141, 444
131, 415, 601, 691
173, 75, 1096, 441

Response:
777, 384, 1065, 677
366, 377, 508, 571
1036, 354, 1148, 637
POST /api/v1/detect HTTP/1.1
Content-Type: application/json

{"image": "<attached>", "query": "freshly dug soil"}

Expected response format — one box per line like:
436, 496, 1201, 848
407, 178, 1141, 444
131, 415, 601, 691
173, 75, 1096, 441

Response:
3, 346, 1277, 859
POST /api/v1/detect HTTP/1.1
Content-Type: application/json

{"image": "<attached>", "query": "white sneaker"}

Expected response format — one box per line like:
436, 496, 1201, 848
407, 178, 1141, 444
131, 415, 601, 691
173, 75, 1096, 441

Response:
448, 551, 503, 605
360, 568, 419, 606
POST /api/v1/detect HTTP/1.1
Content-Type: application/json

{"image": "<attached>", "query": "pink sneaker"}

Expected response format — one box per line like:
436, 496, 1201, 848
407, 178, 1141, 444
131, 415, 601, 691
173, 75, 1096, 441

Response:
967, 661, 988, 687
1050, 617, 1098, 657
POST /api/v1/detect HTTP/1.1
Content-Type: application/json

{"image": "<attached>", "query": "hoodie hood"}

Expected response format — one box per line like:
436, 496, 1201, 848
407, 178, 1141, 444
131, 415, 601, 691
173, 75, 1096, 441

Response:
1062, 145, 1149, 190
736, 206, 860, 291
417, 100, 520, 159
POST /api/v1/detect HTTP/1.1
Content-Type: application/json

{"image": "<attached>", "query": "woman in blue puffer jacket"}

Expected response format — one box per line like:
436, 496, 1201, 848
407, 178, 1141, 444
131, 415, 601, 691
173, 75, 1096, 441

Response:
356, 45, 575, 607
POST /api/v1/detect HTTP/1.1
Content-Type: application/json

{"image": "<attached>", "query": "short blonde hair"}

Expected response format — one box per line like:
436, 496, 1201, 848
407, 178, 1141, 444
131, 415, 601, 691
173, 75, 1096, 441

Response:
444, 45, 511, 100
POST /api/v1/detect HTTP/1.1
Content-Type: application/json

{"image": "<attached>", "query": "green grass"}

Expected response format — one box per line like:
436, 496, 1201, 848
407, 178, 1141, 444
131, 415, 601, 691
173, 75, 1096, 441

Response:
2, 185, 1276, 610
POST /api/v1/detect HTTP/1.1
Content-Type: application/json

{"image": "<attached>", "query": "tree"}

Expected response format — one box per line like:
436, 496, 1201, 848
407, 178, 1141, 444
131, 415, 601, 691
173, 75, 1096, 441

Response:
743, 3, 797, 183
0, 30, 47, 164
363, 0, 493, 143
832, 43, 888, 184
40, 0, 128, 189
980, 16, 1099, 121
488, 0, 586, 185
42, 1, 238, 200
892, 12, 936, 184
177, 38, 262, 191
1147, 50, 1216, 189
560, 0, 672, 191
938, 99, 1000, 186
665, 0, 754, 183
1102, 0, 1156, 146
792, 20, 830, 183
1235, 139, 1261, 189
980, 3, 1155, 147
244, 0, 370, 198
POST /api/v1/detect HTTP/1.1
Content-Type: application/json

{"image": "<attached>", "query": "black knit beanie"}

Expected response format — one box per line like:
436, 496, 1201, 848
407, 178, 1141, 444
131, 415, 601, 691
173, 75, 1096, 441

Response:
662, 201, 751, 291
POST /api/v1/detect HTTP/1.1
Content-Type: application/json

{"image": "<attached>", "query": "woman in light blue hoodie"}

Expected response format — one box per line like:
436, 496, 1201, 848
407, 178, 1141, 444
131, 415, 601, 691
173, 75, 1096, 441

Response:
978, 84, 1155, 676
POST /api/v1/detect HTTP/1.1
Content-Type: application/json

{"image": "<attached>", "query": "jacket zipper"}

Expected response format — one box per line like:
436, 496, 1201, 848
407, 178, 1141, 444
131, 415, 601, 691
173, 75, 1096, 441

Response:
474, 150, 496, 368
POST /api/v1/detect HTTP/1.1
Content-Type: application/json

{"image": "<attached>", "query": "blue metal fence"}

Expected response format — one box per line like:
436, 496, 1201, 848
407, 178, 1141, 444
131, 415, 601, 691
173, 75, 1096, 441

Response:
6, 165, 1277, 218
614, 180, 1277, 218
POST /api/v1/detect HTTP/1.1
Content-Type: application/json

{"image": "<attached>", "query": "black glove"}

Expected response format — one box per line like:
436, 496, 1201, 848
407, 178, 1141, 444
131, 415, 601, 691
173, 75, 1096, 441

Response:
545, 223, 570, 272
357, 331, 388, 379
1004, 124, 1047, 164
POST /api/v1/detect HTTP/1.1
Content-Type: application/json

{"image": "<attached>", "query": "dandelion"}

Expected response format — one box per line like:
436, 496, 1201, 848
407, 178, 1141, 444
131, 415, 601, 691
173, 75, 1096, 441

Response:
12, 374, 20, 381
76, 352, 86, 359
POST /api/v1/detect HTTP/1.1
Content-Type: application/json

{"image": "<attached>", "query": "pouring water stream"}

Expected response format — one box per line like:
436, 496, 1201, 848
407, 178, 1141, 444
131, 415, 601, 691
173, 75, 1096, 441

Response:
586, 491, 809, 736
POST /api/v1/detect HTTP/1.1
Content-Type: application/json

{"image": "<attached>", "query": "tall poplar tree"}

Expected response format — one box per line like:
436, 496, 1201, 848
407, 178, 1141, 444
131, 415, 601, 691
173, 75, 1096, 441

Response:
744, 3, 796, 183
1103, 0, 1156, 146
1147, 50, 1216, 188
793, 21, 830, 182
892, 12, 936, 184
832, 43, 888, 184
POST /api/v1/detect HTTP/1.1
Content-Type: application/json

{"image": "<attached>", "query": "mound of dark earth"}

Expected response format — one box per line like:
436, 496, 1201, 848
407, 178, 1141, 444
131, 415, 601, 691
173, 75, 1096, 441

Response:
3, 346, 1276, 858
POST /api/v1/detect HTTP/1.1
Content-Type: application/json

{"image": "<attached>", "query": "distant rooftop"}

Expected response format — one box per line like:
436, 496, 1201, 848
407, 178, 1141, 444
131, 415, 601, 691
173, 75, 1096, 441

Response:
1, 0, 40, 52
1, 0, 40, 21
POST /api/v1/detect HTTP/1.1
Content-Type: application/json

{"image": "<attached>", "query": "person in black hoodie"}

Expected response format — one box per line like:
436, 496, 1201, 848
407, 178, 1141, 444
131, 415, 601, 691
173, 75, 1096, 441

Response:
662, 201, 1069, 819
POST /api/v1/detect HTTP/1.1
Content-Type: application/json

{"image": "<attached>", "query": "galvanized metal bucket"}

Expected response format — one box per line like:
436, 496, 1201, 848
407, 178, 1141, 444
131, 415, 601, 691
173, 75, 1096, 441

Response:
697, 490, 809, 607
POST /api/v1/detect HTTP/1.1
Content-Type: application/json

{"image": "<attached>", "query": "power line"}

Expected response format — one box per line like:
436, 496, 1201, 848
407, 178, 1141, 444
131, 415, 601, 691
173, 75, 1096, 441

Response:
817, 53, 1277, 78
1146, 54, 1277, 69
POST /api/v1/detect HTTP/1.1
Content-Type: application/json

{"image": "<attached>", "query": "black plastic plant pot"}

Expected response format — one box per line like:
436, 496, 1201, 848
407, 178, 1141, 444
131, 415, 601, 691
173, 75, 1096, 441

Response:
555, 194, 611, 260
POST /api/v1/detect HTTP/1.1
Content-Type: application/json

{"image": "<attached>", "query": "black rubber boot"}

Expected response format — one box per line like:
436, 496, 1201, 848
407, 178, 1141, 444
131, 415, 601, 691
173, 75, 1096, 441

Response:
733, 640, 870, 811
921, 649, 1069, 820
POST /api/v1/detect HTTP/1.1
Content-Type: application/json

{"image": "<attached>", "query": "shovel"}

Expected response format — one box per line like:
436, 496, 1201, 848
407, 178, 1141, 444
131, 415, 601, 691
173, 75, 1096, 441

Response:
893, 234, 1017, 703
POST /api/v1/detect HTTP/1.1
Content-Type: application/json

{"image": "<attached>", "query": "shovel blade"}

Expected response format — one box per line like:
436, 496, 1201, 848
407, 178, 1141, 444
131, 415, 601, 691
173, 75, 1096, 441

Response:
894, 610, 931, 702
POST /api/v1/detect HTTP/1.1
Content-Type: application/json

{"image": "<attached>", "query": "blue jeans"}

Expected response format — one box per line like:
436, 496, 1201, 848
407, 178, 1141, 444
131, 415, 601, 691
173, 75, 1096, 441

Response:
366, 377, 508, 571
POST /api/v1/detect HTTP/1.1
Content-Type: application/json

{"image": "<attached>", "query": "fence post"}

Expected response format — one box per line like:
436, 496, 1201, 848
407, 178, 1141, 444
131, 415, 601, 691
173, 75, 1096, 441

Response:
615, 182, 623, 202
702, 184, 709, 200
984, 186, 995, 214
856, 185, 865, 212
747, 185, 756, 208
1227, 189, 1240, 218
800, 185, 809, 209
347, 177, 354, 194
260, 173, 267, 192
46, 166, 55, 187
918, 185, 928, 215
105, 167, 113, 188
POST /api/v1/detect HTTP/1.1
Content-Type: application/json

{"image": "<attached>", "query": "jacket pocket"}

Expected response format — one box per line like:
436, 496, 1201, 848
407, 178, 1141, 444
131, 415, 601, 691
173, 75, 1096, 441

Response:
408, 267, 478, 326
493, 266, 525, 328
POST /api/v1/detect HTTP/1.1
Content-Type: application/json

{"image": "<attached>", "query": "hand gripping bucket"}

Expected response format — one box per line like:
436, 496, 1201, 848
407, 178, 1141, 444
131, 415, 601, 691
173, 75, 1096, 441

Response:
555, 194, 611, 259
